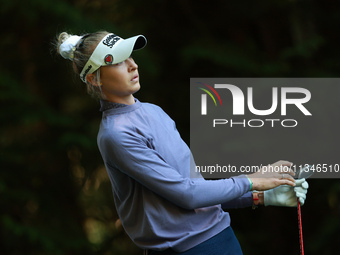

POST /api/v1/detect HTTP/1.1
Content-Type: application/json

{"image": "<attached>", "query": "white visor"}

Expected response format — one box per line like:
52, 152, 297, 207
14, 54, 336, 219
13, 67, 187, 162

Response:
79, 33, 147, 83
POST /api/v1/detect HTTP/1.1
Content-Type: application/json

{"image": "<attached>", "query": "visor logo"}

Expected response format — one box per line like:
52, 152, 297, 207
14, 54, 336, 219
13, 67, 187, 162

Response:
104, 54, 113, 64
82, 65, 92, 81
102, 34, 120, 48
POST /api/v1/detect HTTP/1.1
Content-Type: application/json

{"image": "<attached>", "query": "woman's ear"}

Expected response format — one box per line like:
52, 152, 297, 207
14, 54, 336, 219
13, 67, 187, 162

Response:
86, 73, 100, 87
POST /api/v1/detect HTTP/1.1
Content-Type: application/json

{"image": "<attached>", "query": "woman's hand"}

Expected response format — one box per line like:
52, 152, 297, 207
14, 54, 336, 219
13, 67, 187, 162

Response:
263, 178, 309, 206
247, 160, 295, 191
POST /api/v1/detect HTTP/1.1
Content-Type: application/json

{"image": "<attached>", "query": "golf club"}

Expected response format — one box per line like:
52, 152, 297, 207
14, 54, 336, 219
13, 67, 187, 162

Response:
295, 165, 314, 255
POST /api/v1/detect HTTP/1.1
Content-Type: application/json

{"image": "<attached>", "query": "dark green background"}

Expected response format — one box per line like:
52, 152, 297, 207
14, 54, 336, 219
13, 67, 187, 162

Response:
0, 0, 339, 254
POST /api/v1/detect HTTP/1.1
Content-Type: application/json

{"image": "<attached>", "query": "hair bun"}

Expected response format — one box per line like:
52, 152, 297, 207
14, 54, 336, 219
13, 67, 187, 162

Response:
57, 32, 82, 61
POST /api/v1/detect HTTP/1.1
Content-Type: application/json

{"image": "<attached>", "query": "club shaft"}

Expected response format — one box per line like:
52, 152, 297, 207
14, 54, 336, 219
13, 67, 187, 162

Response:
297, 199, 304, 255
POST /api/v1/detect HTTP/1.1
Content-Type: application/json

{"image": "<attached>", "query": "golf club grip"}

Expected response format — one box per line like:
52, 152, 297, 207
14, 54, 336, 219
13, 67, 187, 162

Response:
297, 199, 304, 255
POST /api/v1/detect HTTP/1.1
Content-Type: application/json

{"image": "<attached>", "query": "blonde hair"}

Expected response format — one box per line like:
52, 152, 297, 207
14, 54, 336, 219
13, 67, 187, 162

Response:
56, 31, 109, 99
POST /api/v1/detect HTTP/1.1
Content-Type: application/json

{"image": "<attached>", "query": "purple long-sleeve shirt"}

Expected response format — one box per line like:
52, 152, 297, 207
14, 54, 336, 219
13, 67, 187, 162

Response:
97, 99, 252, 252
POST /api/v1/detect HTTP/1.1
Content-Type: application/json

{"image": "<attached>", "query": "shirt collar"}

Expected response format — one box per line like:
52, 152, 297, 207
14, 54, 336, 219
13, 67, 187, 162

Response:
99, 100, 128, 112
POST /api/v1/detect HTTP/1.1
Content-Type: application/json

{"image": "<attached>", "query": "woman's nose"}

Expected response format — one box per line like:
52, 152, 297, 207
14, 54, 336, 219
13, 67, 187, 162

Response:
127, 58, 138, 71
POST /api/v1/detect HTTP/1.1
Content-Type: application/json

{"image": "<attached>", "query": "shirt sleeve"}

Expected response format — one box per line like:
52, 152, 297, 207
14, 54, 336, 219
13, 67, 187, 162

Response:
99, 128, 251, 210
221, 191, 253, 209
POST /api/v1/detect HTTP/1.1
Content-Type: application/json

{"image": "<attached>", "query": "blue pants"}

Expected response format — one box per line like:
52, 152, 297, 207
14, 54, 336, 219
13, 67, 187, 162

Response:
147, 227, 243, 255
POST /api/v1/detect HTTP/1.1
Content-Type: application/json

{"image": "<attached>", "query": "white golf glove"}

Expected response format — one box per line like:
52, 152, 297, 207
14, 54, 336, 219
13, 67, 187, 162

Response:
264, 178, 309, 207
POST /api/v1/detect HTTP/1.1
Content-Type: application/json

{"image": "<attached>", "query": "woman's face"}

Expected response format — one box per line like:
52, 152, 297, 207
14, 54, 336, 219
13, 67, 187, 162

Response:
99, 57, 140, 104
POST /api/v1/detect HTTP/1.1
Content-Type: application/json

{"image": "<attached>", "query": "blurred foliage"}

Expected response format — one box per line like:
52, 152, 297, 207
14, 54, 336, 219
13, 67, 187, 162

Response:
0, 0, 339, 254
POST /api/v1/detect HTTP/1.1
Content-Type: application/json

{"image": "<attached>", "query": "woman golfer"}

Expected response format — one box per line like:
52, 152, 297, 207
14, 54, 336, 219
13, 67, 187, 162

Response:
56, 31, 308, 255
